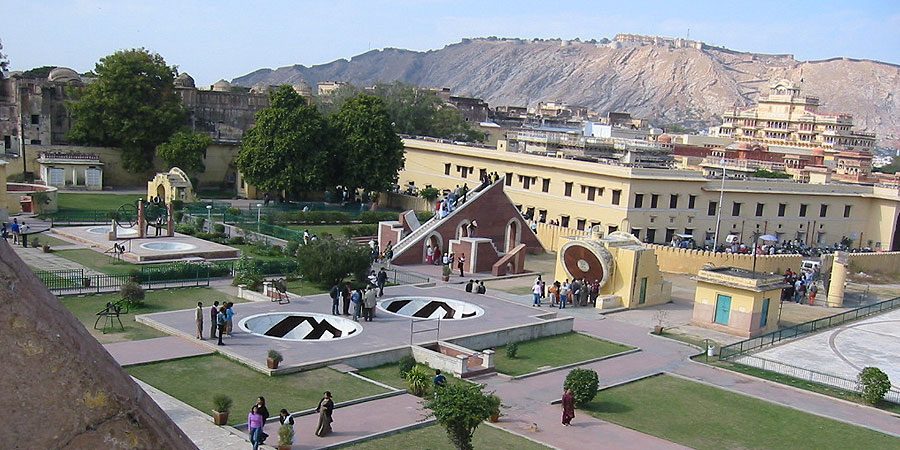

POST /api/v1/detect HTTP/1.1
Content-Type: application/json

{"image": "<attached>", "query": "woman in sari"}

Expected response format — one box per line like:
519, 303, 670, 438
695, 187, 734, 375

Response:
561, 388, 575, 426
315, 391, 334, 437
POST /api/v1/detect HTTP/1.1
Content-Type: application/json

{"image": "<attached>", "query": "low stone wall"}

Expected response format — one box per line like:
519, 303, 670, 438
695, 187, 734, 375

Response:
378, 192, 432, 212
848, 251, 900, 276
446, 315, 573, 350
648, 244, 802, 275
534, 222, 590, 252
411, 344, 466, 377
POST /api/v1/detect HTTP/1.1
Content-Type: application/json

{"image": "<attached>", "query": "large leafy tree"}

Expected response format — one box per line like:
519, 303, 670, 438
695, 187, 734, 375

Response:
424, 383, 495, 450
236, 85, 333, 195
155, 130, 211, 176
368, 82, 484, 142
295, 238, 371, 287
67, 49, 185, 172
330, 94, 405, 192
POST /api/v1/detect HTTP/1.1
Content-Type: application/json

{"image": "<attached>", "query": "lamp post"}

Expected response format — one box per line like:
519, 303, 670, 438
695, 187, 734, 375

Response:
712, 159, 726, 251
256, 203, 263, 234
206, 204, 212, 233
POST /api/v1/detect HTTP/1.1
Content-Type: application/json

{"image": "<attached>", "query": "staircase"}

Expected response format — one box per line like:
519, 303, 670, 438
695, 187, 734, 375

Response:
492, 243, 527, 276
390, 180, 502, 260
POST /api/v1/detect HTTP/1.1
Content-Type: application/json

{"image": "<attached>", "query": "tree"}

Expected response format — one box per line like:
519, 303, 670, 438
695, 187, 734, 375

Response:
564, 368, 599, 406
369, 82, 483, 142
155, 130, 212, 176
330, 94, 405, 192
858, 367, 891, 405
874, 156, 900, 174
0, 38, 9, 71
236, 85, 334, 195
67, 49, 186, 172
295, 238, 371, 287
424, 383, 494, 450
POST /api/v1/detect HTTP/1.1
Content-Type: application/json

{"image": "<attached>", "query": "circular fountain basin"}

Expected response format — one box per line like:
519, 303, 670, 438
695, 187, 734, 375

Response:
139, 242, 197, 251
378, 297, 484, 320
87, 226, 139, 237
239, 312, 362, 341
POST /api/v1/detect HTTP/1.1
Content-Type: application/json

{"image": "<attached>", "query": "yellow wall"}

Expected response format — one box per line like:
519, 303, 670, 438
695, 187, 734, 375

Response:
399, 138, 900, 250
848, 252, 900, 276
694, 282, 781, 337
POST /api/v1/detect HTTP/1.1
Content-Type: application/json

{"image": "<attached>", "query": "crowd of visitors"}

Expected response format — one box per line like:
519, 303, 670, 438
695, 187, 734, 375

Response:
781, 266, 821, 305
537, 275, 601, 309
243, 391, 336, 448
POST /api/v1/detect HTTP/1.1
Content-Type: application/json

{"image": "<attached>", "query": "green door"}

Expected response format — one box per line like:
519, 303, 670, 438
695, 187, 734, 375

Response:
760, 298, 770, 327
639, 278, 647, 304
714, 294, 731, 325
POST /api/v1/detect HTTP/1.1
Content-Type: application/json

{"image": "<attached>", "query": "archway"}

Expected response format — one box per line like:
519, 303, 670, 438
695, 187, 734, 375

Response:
456, 220, 471, 239
156, 184, 166, 203
504, 219, 521, 252
424, 232, 443, 264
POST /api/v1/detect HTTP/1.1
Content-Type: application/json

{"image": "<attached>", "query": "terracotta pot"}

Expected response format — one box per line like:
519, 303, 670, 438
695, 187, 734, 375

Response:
653, 325, 663, 335
490, 413, 500, 423
267, 358, 280, 369
212, 410, 229, 425
441, 276, 450, 282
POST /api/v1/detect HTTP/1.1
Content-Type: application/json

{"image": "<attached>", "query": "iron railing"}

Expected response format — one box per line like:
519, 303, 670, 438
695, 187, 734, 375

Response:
385, 268, 431, 285
733, 353, 900, 404
719, 297, 900, 359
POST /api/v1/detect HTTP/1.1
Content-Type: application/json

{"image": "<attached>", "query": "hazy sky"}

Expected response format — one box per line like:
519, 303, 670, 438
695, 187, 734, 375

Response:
3, 0, 899, 87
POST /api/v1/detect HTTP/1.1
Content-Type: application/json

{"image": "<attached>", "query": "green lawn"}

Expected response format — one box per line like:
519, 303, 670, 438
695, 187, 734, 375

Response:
283, 278, 330, 296
357, 362, 470, 394
32, 232, 72, 247
285, 224, 353, 237
346, 424, 549, 449
57, 193, 146, 212
583, 374, 899, 450
126, 354, 388, 426
60, 287, 241, 344
491, 333, 634, 376
54, 248, 137, 275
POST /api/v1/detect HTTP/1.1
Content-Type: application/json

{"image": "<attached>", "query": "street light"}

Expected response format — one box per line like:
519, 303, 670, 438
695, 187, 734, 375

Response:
256, 203, 263, 234
206, 204, 212, 233
712, 159, 726, 251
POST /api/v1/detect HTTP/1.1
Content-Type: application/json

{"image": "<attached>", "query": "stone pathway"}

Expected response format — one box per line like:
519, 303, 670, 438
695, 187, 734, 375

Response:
104, 336, 213, 367
11, 244, 105, 275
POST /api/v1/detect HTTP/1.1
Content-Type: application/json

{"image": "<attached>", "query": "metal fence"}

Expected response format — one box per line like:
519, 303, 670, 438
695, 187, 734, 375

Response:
385, 268, 431, 285
720, 297, 900, 360
34, 266, 212, 295
733, 354, 900, 404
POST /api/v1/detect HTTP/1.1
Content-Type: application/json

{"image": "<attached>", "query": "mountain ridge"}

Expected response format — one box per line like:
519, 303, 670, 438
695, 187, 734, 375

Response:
233, 37, 900, 144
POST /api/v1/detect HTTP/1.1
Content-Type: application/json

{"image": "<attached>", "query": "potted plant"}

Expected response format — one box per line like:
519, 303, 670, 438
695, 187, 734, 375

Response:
277, 423, 294, 450
267, 349, 283, 369
42, 244, 50, 253
486, 394, 503, 422
652, 310, 669, 335
212, 394, 232, 425
441, 264, 451, 282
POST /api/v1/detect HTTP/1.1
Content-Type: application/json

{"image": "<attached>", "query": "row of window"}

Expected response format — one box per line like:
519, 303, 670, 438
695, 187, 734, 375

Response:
702, 201, 851, 218
633, 193, 697, 210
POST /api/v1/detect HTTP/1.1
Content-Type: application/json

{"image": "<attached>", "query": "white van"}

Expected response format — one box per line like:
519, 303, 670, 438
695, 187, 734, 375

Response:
801, 260, 821, 273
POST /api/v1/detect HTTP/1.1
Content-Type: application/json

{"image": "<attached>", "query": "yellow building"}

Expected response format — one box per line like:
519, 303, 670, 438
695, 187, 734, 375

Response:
147, 168, 196, 204
716, 80, 876, 155
398, 138, 900, 251
691, 267, 787, 337
554, 231, 671, 309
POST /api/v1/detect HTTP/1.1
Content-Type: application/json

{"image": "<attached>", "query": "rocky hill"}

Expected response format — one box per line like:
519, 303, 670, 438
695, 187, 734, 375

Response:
233, 37, 900, 143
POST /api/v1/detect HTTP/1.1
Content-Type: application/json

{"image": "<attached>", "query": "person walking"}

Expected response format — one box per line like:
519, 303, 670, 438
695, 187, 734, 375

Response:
457, 253, 466, 277
315, 391, 334, 437
278, 408, 295, 426
808, 282, 818, 305
341, 283, 352, 315
253, 397, 270, 444
209, 301, 219, 340
329, 284, 341, 315
426, 244, 434, 265
194, 302, 204, 340
376, 267, 388, 297
363, 286, 377, 322
11, 218, 19, 245
248, 405, 264, 450
216, 306, 227, 346
351, 288, 362, 322
561, 389, 575, 426
559, 280, 570, 309
549, 281, 559, 307
532, 280, 542, 307
224, 302, 235, 337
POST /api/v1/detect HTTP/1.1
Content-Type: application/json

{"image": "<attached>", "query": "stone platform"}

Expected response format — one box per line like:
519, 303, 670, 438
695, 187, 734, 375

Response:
137, 284, 573, 374
53, 225, 239, 262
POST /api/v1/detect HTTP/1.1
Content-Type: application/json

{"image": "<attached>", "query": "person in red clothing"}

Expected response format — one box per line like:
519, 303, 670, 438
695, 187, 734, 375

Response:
561, 388, 575, 426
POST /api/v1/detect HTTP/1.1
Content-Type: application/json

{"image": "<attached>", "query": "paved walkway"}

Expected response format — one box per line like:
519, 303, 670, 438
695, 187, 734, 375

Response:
12, 244, 105, 275
104, 336, 213, 367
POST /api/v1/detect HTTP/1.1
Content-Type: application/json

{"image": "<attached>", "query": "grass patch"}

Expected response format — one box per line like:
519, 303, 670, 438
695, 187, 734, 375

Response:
285, 224, 354, 237
583, 374, 899, 449
57, 193, 145, 212
54, 249, 137, 275
196, 189, 236, 199
345, 423, 549, 449
127, 354, 387, 426
658, 330, 720, 350
60, 287, 240, 344
491, 333, 634, 376
357, 362, 470, 393
703, 358, 900, 415
32, 232, 72, 247
282, 278, 330, 296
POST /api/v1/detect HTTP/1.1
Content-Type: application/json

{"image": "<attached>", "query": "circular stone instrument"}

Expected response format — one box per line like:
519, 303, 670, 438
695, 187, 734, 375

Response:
239, 312, 362, 341
559, 239, 614, 288
378, 297, 485, 320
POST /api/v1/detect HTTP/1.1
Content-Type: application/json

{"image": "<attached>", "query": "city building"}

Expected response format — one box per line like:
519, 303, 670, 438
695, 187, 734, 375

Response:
398, 138, 900, 251
691, 267, 787, 338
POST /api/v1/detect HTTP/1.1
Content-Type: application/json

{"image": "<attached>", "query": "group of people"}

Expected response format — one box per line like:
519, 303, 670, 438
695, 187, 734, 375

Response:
192, 300, 236, 346
464, 279, 487, 294
246, 392, 335, 449
436, 184, 470, 219
782, 268, 820, 305
533, 276, 600, 309
1, 218, 29, 246
328, 268, 387, 322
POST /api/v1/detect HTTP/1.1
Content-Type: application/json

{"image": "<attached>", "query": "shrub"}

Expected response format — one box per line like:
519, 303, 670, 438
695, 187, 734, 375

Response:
226, 236, 245, 245
214, 223, 225, 233
405, 365, 431, 397
194, 216, 206, 229
267, 349, 283, 363
858, 367, 891, 405
278, 423, 294, 446
563, 368, 599, 407
424, 383, 494, 450
486, 394, 502, 418
120, 282, 145, 308
505, 342, 519, 359
398, 355, 416, 377
212, 394, 233, 413
357, 211, 398, 224
170, 199, 184, 210
225, 206, 242, 216
175, 224, 196, 235
341, 224, 378, 237
173, 211, 185, 223
417, 210, 435, 222
232, 256, 265, 290
285, 240, 300, 256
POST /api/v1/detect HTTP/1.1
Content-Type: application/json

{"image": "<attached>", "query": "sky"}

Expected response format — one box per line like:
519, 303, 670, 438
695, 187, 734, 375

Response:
3, 0, 899, 87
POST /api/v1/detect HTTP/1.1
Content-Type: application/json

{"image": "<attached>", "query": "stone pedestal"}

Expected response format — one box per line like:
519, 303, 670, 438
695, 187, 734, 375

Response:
827, 252, 848, 307
137, 201, 146, 239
